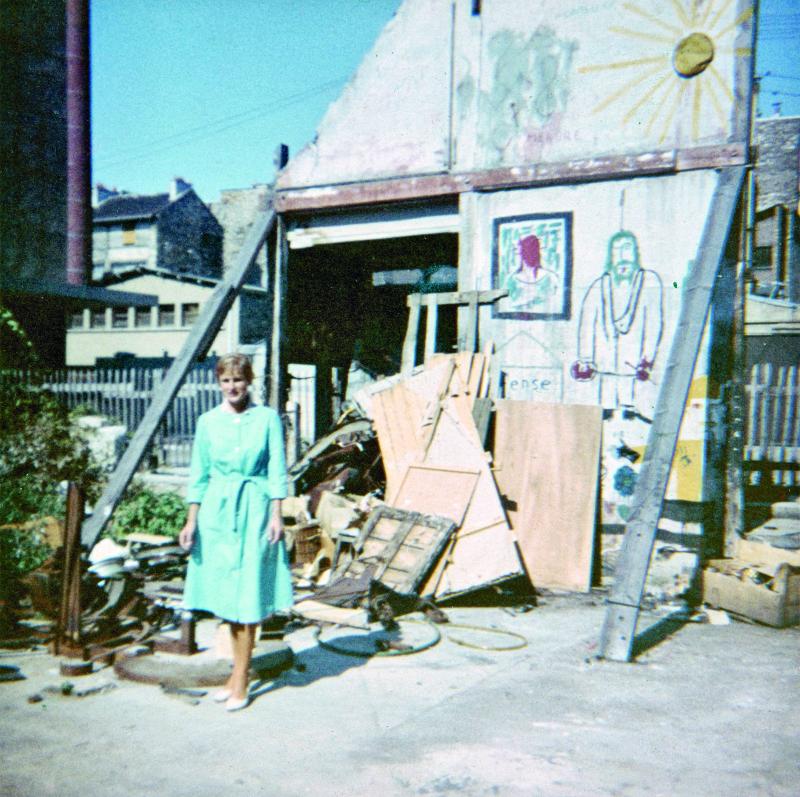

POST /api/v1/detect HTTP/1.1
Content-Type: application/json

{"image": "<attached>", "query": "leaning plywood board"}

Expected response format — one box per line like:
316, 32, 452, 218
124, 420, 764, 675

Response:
494, 401, 602, 592
392, 464, 480, 527
371, 357, 462, 500
421, 396, 522, 598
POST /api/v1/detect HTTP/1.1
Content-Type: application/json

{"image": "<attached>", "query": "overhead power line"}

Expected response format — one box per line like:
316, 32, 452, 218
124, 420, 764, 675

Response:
95, 76, 348, 170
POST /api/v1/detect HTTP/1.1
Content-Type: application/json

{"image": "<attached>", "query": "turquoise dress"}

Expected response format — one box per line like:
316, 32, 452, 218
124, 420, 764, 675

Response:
182, 403, 293, 623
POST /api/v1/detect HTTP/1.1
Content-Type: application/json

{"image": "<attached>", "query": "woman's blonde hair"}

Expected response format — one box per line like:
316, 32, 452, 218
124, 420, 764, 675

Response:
215, 353, 253, 383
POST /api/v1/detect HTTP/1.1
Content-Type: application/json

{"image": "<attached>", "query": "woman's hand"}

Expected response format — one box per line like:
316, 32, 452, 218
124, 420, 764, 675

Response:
266, 500, 284, 544
179, 522, 196, 551
266, 516, 284, 544
179, 504, 200, 551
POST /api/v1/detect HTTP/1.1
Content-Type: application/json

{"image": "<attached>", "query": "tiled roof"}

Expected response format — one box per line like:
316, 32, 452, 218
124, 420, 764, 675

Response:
94, 193, 173, 222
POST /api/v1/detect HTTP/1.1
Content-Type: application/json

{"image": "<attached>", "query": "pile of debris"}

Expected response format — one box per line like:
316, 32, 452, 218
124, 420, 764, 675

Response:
284, 350, 604, 607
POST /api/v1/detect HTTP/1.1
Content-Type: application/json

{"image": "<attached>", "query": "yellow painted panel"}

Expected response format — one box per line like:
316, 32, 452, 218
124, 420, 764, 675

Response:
670, 439, 705, 502
686, 375, 709, 401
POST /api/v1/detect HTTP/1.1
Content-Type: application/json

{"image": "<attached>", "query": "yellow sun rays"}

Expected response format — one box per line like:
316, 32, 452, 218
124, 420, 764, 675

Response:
579, 0, 752, 144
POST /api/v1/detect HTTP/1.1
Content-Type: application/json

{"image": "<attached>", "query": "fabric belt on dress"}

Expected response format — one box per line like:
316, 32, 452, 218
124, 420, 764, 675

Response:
211, 474, 271, 533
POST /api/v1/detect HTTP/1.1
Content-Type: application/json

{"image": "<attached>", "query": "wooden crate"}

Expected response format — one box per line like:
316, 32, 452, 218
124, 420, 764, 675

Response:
702, 558, 800, 627
735, 537, 800, 574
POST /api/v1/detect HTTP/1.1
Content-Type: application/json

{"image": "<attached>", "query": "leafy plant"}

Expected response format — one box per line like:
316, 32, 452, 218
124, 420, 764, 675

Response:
0, 303, 39, 367
1, 524, 52, 575
0, 382, 102, 576
0, 384, 100, 525
108, 484, 185, 541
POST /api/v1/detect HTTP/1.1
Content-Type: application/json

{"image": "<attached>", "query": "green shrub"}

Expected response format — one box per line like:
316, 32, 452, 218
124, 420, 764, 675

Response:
108, 484, 185, 541
1, 524, 51, 575
0, 383, 102, 575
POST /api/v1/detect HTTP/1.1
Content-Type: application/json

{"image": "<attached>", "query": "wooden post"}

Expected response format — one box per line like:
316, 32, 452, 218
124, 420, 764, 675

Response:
55, 482, 85, 654
424, 302, 438, 363
599, 167, 745, 662
402, 289, 507, 373
269, 216, 287, 411
401, 294, 422, 375
81, 208, 277, 549
724, 166, 753, 556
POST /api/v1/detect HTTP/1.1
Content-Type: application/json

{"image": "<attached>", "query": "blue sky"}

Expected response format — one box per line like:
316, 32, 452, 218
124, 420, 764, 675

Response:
91, 0, 800, 204
91, 0, 403, 201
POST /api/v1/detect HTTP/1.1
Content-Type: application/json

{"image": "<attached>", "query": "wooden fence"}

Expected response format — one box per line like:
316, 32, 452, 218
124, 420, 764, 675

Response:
1, 362, 324, 469
13, 361, 794, 484
744, 364, 800, 488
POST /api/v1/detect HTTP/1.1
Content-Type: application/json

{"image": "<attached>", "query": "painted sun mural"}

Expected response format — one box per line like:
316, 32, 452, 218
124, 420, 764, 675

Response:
579, 0, 752, 144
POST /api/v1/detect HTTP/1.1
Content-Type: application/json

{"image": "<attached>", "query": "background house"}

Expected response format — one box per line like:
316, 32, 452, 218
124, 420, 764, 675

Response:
92, 178, 223, 281
746, 114, 800, 365
67, 181, 272, 377
65, 268, 268, 367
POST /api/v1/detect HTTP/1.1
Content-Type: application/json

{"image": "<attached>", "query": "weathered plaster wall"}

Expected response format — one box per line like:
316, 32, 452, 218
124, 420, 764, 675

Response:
279, 0, 453, 187
754, 115, 800, 211
210, 184, 271, 285
459, 168, 723, 525
279, 0, 753, 189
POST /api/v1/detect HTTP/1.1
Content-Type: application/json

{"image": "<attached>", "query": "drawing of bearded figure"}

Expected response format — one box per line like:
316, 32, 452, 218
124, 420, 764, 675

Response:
570, 230, 663, 415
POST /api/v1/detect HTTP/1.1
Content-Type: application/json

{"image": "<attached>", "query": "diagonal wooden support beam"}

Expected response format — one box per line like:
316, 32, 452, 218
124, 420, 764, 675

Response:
598, 167, 745, 662
81, 207, 277, 548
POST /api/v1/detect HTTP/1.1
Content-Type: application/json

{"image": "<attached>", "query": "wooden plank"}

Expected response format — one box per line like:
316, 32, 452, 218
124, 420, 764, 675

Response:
471, 398, 492, 448
494, 401, 602, 592
464, 294, 478, 353
421, 395, 522, 597
81, 207, 277, 548
423, 302, 438, 363
401, 293, 421, 375
406, 289, 507, 308
372, 357, 462, 502
599, 166, 745, 661
269, 216, 287, 410
274, 149, 687, 212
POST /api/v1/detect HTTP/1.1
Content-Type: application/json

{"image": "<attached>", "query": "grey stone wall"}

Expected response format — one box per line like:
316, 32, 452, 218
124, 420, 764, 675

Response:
209, 184, 272, 286
156, 192, 223, 277
755, 116, 800, 211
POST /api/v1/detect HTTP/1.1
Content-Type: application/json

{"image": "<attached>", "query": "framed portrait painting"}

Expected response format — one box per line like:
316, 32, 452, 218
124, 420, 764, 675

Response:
491, 212, 573, 320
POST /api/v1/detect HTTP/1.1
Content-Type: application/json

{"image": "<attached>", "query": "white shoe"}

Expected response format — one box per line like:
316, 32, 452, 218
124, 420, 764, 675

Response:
212, 688, 232, 703
225, 695, 250, 712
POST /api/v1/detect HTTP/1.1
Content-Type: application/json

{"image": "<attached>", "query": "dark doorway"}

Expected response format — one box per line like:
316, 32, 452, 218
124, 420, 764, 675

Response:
285, 232, 458, 436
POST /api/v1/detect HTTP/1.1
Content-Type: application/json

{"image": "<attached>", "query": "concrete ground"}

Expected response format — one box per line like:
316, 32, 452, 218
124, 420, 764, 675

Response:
1, 593, 798, 797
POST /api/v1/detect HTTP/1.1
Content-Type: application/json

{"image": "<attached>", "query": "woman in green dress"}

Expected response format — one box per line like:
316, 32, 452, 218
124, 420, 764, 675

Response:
179, 353, 292, 711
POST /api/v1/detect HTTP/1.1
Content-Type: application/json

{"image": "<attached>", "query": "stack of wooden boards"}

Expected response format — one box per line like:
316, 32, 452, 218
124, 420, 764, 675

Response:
355, 352, 603, 599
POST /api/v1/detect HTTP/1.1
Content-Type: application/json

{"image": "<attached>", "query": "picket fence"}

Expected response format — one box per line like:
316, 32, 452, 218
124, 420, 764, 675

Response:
744, 364, 800, 487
